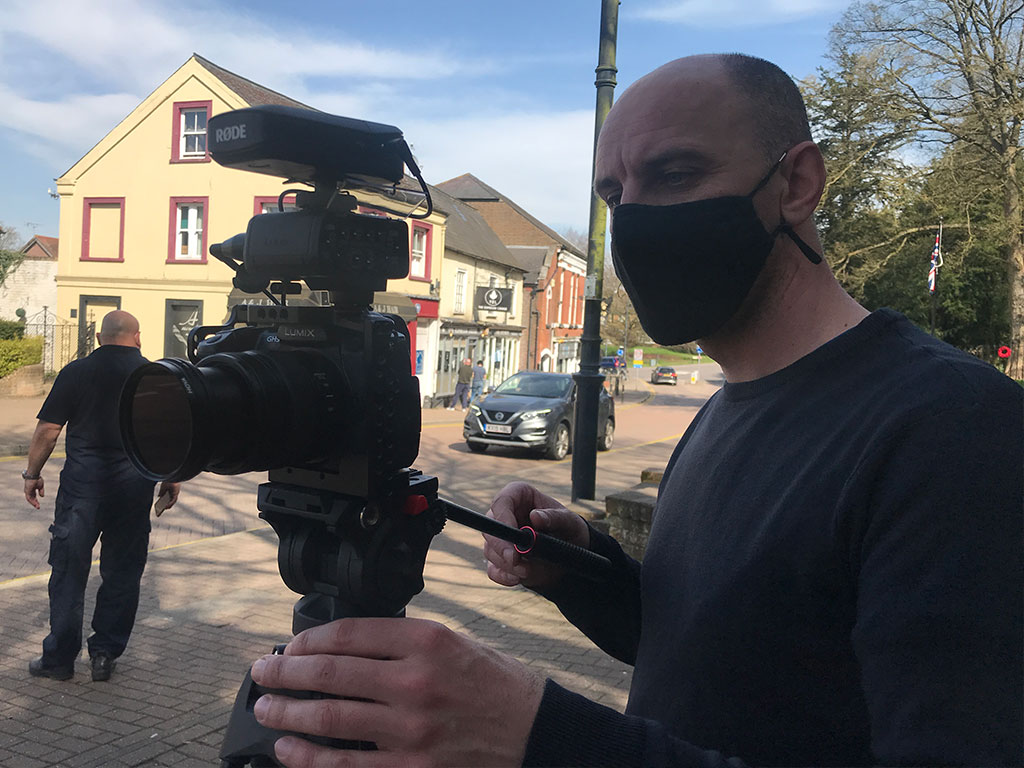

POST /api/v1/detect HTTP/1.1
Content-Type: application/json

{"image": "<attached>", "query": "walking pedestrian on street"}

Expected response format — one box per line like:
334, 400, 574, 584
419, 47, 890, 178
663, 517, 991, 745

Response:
23, 310, 180, 682
245, 54, 1021, 767
449, 357, 473, 410
470, 359, 486, 402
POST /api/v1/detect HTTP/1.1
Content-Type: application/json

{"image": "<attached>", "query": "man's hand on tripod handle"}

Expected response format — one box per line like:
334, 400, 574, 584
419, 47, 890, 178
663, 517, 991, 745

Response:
249, 617, 544, 767
484, 481, 591, 590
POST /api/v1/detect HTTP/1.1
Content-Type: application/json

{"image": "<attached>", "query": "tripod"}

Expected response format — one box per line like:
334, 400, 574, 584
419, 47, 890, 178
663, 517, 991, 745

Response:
219, 470, 610, 767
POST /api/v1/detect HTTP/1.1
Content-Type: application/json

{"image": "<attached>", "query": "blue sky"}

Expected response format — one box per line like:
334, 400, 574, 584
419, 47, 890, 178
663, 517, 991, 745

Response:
0, 0, 851, 246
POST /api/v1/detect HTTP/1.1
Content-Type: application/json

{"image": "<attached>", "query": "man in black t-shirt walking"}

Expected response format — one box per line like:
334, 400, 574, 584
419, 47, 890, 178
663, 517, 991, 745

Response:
23, 311, 179, 682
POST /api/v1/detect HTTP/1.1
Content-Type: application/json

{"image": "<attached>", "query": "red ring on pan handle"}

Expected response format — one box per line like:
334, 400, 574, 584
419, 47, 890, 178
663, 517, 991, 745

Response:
515, 525, 537, 554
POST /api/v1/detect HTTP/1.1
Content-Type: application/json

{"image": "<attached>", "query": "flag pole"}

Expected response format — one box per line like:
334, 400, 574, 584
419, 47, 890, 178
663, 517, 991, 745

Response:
930, 218, 942, 335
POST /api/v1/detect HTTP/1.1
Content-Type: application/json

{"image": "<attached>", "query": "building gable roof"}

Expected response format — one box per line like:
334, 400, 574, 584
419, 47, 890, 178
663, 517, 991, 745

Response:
428, 185, 527, 273
59, 54, 309, 182
20, 235, 59, 260
436, 173, 585, 259
192, 54, 312, 110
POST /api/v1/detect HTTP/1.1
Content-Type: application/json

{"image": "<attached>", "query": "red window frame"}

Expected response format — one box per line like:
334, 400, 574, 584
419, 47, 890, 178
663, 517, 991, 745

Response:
408, 222, 432, 282
253, 195, 298, 216
167, 197, 210, 264
170, 101, 212, 164
80, 197, 126, 262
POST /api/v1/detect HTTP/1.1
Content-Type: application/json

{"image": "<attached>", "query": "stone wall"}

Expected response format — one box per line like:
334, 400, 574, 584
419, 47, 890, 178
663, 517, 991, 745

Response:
602, 467, 663, 561
0, 363, 45, 396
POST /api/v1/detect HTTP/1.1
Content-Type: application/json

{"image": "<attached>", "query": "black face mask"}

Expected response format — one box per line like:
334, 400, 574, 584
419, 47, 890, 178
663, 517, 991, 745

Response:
610, 153, 822, 345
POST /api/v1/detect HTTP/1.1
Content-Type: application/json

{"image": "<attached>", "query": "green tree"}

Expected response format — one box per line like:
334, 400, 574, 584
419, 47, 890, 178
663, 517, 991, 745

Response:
836, 0, 1024, 375
802, 47, 919, 300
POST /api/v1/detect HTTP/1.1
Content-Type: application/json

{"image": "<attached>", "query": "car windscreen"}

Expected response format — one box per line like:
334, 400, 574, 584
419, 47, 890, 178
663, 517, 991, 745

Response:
493, 374, 572, 398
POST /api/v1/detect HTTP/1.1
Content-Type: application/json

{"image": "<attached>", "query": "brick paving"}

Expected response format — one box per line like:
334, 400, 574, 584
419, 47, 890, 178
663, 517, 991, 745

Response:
0, 366, 721, 766
0, 524, 634, 767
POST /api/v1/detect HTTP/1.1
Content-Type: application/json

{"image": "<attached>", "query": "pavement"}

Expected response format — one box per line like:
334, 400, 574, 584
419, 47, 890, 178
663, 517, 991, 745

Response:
0, 369, 718, 767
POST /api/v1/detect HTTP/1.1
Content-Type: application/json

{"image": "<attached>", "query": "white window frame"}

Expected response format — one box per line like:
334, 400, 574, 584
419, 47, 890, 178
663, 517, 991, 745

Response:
454, 269, 467, 314
411, 227, 427, 278
176, 203, 204, 261
180, 108, 208, 158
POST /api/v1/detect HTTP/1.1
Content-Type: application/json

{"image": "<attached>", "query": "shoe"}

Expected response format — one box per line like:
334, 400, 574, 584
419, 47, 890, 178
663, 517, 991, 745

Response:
28, 657, 73, 680
90, 652, 114, 682
446, 406, 454, 410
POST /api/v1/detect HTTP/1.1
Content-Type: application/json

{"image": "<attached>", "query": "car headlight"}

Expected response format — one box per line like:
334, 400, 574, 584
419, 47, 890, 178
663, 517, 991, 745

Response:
518, 408, 552, 421
470, 404, 481, 414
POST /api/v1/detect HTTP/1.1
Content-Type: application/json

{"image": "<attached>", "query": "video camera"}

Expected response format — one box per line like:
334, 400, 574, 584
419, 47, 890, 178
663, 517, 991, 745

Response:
117, 105, 610, 767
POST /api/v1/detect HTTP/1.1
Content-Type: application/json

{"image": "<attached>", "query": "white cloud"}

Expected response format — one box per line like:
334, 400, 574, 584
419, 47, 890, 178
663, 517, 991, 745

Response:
408, 110, 596, 232
632, 0, 847, 26
0, 1, 593, 232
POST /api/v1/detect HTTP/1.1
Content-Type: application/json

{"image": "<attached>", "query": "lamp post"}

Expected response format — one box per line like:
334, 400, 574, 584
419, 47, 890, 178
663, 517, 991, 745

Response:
572, 0, 619, 502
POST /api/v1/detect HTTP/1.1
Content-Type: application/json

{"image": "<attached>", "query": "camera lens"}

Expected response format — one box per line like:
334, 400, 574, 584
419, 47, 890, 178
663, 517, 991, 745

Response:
125, 366, 194, 478
120, 352, 348, 482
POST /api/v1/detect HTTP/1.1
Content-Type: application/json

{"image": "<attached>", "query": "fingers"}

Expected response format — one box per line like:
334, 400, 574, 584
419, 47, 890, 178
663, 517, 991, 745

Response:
528, 508, 590, 549
254, 694, 393, 746
251, 654, 385, 702
487, 482, 564, 528
270, 735, 407, 768
285, 617, 443, 661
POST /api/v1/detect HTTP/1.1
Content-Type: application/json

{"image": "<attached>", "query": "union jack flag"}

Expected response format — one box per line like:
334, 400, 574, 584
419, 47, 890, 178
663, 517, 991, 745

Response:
928, 230, 941, 294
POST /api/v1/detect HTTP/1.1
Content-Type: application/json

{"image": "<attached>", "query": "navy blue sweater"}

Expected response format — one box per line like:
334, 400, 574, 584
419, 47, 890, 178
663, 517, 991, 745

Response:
524, 310, 1023, 766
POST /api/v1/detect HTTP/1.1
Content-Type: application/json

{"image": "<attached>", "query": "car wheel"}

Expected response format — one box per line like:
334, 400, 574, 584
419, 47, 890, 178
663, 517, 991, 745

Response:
467, 442, 488, 453
546, 423, 570, 460
598, 419, 614, 451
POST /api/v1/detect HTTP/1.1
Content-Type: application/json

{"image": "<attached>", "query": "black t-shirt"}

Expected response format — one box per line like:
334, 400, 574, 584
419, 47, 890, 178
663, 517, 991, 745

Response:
38, 344, 154, 498
523, 309, 1023, 767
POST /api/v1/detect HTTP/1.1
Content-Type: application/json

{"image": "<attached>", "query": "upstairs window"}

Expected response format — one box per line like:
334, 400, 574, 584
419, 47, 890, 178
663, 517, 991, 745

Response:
409, 223, 431, 280
454, 269, 467, 314
171, 101, 212, 163
168, 197, 208, 263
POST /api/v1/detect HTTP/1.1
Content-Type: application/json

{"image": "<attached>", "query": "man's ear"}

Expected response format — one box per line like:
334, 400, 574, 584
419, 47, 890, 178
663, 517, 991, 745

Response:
779, 141, 826, 228
134, 331, 142, 349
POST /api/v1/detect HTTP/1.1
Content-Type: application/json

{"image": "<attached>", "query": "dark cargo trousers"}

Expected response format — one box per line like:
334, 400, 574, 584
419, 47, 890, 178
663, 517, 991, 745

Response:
42, 486, 153, 668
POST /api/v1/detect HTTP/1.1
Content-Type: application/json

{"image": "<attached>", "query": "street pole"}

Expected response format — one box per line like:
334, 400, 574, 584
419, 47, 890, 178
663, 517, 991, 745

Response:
572, 0, 619, 501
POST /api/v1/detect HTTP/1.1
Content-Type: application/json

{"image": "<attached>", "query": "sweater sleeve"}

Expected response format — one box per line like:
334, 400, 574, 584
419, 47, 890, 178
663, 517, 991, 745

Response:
847, 395, 1023, 764
531, 524, 643, 665
523, 680, 748, 768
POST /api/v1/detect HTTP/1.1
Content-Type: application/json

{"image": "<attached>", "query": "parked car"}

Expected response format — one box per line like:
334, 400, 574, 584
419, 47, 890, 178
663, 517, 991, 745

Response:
463, 371, 615, 460
650, 366, 678, 385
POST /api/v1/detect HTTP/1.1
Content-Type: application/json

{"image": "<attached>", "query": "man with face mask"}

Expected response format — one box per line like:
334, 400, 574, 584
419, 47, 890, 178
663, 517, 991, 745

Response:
244, 55, 1021, 768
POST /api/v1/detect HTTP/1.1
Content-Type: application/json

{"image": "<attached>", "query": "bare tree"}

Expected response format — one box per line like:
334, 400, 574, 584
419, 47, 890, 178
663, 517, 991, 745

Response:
0, 222, 24, 289
837, 0, 1024, 375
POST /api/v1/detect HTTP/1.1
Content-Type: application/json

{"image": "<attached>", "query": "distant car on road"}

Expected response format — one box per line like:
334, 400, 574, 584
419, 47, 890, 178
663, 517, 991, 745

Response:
650, 366, 678, 385
463, 371, 615, 460
600, 356, 625, 371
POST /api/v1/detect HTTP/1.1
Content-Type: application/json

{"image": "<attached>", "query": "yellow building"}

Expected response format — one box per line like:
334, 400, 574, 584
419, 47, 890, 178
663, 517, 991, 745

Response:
53, 54, 446, 387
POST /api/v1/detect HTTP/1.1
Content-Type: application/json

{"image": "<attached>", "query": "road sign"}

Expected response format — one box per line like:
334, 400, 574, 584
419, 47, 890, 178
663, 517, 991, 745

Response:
633, 348, 643, 368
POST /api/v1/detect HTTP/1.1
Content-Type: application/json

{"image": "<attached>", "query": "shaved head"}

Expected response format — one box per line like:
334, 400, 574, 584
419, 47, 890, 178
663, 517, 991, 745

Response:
615, 54, 811, 162
98, 311, 140, 345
